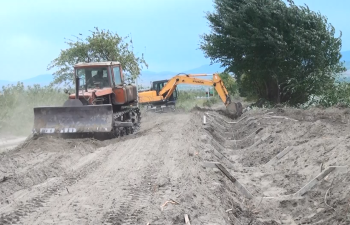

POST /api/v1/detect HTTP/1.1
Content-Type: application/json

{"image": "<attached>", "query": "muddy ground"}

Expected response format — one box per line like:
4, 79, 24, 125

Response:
0, 105, 350, 224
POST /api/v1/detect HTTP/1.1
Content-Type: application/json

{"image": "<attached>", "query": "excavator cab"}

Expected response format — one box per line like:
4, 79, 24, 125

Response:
138, 79, 178, 112
151, 80, 178, 102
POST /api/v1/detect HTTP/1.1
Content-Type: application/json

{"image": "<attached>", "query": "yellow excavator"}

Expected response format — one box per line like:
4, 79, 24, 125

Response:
138, 73, 243, 117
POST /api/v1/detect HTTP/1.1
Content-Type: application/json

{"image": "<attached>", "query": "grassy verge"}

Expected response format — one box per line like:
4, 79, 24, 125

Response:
0, 82, 67, 135
176, 90, 220, 111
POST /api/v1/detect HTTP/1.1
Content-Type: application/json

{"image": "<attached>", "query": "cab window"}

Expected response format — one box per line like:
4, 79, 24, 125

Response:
77, 67, 109, 89
113, 66, 122, 85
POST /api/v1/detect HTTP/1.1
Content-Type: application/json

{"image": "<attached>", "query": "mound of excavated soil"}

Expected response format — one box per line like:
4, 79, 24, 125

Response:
202, 106, 350, 224
1, 106, 349, 224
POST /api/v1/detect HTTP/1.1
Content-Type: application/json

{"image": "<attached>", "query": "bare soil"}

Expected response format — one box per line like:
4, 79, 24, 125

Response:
0, 136, 28, 153
0, 105, 349, 224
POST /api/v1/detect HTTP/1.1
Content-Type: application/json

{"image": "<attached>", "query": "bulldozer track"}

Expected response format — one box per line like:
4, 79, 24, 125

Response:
111, 107, 141, 138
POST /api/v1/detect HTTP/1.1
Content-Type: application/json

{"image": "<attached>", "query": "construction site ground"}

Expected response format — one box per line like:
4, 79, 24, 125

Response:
0, 104, 350, 224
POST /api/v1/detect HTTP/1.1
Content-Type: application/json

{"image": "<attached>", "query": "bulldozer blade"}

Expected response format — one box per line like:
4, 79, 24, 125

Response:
33, 104, 113, 135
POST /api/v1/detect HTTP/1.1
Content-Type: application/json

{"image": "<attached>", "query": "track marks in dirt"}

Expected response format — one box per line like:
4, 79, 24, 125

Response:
100, 139, 162, 225
100, 115, 188, 224
0, 137, 113, 203
99, 112, 238, 224
0, 145, 113, 225
102, 167, 156, 225
200, 107, 350, 224
4, 107, 350, 224
5, 113, 176, 224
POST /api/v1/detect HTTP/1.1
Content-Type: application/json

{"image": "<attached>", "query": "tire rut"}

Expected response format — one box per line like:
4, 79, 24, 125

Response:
0, 148, 112, 225
102, 167, 156, 225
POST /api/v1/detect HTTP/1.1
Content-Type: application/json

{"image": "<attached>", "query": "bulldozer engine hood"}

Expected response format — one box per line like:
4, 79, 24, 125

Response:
94, 88, 113, 97
69, 88, 113, 99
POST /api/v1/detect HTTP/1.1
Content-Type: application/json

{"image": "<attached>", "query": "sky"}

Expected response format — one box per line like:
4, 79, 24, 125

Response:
0, 0, 349, 81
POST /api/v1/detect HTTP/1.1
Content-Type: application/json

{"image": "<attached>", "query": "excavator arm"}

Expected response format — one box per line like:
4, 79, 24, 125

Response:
159, 73, 231, 106
138, 73, 243, 117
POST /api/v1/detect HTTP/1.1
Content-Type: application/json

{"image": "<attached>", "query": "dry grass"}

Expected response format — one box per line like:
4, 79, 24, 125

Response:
0, 82, 67, 135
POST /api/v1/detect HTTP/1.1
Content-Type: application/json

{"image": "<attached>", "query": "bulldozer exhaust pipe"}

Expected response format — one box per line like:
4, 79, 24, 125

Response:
75, 76, 80, 99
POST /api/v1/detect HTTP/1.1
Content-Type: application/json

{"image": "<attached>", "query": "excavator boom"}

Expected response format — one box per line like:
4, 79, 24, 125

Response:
158, 74, 230, 105
138, 73, 243, 117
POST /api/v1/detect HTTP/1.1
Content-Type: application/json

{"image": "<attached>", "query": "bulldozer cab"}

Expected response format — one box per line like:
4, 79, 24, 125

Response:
74, 62, 125, 91
151, 80, 178, 101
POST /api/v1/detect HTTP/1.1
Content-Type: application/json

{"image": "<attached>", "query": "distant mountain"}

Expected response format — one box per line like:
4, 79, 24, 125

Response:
137, 71, 174, 86
20, 74, 54, 86
0, 63, 226, 89
0, 80, 9, 88
0, 74, 53, 88
1, 55, 349, 89
341, 50, 350, 70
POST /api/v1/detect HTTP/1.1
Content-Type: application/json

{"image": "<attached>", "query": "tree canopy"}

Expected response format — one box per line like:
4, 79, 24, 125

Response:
48, 27, 148, 85
200, 0, 346, 105
219, 72, 238, 95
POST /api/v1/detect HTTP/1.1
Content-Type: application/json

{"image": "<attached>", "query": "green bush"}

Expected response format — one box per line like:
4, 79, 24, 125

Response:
301, 81, 350, 108
0, 82, 67, 135
202, 96, 220, 107
218, 72, 238, 96
176, 90, 220, 110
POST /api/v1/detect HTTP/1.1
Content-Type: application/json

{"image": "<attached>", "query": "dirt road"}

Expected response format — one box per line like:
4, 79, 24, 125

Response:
0, 110, 239, 225
1, 106, 350, 224
0, 136, 28, 153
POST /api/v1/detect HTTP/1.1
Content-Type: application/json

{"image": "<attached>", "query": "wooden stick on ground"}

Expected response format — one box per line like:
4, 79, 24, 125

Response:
184, 214, 191, 225
161, 199, 179, 211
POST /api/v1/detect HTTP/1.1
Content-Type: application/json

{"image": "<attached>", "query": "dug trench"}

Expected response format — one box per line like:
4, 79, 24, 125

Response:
0, 107, 349, 224
203, 107, 350, 224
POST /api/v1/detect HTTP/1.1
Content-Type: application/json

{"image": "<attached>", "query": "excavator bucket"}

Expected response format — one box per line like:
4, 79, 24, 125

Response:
32, 104, 113, 135
225, 102, 243, 118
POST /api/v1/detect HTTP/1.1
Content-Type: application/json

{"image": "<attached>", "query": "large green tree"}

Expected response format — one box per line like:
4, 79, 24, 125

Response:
219, 72, 238, 95
48, 27, 148, 85
200, 0, 346, 105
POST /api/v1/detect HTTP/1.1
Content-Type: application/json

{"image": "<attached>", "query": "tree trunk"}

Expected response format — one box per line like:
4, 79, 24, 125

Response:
264, 80, 269, 100
275, 78, 280, 104
253, 80, 261, 97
